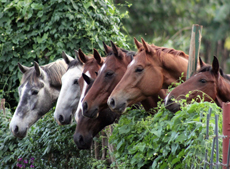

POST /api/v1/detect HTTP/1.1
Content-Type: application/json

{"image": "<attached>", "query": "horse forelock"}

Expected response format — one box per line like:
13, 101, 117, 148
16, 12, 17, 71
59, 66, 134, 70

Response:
20, 60, 66, 88
21, 69, 44, 87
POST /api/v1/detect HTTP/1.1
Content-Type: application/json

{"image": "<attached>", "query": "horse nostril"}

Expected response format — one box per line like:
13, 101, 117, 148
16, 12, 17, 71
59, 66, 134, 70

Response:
109, 98, 115, 108
59, 115, 64, 123
83, 102, 88, 113
14, 125, 19, 133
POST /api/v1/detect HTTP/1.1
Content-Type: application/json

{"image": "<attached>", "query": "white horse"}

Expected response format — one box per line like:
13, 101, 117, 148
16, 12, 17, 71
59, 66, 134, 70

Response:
54, 49, 104, 125
9, 52, 75, 138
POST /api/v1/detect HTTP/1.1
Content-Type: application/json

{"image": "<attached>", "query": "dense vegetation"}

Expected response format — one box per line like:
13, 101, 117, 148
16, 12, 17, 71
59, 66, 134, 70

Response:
0, 0, 128, 109
0, 101, 222, 168
0, 0, 228, 168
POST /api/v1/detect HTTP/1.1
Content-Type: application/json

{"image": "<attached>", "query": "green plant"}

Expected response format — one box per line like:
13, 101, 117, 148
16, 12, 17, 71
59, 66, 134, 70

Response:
0, 0, 128, 111
110, 101, 222, 168
0, 107, 93, 168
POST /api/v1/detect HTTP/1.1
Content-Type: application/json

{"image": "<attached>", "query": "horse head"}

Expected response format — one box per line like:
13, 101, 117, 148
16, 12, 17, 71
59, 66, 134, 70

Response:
10, 55, 72, 138
165, 56, 227, 113
82, 41, 135, 118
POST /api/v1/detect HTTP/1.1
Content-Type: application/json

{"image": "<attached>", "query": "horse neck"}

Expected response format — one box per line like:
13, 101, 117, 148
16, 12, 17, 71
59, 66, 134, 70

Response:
141, 89, 166, 111
216, 77, 230, 102
161, 53, 188, 88
45, 59, 69, 101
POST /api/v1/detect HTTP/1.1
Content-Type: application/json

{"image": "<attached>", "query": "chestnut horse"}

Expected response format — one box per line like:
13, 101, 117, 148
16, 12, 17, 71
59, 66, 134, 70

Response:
165, 56, 230, 112
74, 73, 119, 149
54, 49, 103, 125
10, 52, 74, 138
81, 41, 165, 118
108, 38, 192, 113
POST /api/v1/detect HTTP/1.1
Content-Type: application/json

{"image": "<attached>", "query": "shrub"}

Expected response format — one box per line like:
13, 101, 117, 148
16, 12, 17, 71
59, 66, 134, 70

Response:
110, 101, 222, 168
0, 107, 93, 168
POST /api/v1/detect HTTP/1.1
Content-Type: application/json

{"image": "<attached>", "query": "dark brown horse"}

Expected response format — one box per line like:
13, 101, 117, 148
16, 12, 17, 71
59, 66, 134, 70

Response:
165, 56, 230, 112
74, 73, 119, 149
108, 38, 192, 113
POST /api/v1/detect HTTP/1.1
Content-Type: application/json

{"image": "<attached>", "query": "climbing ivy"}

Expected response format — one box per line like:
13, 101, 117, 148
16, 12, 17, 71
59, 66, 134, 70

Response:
0, 0, 128, 109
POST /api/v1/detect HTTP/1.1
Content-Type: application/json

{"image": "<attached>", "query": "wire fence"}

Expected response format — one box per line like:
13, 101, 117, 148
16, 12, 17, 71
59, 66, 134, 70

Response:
202, 108, 230, 169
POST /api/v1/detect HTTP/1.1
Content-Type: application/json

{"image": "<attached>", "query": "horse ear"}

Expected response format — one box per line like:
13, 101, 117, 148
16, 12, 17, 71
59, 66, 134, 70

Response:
93, 49, 103, 66
103, 42, 112, 54
34, 61, 42, 77
18, 63, 30, 73
62, 51, 70, 64
74, 50, 83, 65
199, 57, 205, 68
82, 73, 93, 85
111, 41, 122, 59
141, 38, 150, 53
134, 37, 142, 49
212, 56, 219, 75
78, 49, 89, 64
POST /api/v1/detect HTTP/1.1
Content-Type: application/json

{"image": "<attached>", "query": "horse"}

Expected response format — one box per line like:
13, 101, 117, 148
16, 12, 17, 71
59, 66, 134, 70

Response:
108, 37, 192, 113
9, 52, 75, 138
74, 73, 119, 150
164, 56, 230, 112
54, 48, 103, 125
81, 41, 166, 118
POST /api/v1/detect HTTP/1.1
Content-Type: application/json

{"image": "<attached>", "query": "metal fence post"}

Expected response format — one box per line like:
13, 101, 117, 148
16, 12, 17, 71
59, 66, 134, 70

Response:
223, 102, 230, 169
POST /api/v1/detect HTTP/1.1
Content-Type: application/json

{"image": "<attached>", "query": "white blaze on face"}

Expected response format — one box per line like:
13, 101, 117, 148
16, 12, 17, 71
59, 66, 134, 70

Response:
10, 82, 28, 131
54, 65, 83, 120
75, 71, 91, 122
128, 59, 136, 68
99, 63, 106, 74
164, 92, 171, 106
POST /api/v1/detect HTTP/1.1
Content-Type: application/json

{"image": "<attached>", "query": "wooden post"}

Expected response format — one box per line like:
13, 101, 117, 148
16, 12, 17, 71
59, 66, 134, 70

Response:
186, 24, 203, 80
0, 98, 5, 115
223, 102, 230, 169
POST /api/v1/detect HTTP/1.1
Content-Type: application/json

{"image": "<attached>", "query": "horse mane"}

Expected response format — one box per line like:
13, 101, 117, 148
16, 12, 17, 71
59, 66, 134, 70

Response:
152, 45, 189, 59
68, 55, 93, 70
198, 65, 230, 81
120, 48, 136, 57
21, 59, 67, 88
106, 48, 136, 58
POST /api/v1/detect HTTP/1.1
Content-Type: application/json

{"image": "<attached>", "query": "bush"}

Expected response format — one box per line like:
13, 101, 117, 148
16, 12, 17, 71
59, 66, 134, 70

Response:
110, 101, 222, 168
0, 107, 93, 169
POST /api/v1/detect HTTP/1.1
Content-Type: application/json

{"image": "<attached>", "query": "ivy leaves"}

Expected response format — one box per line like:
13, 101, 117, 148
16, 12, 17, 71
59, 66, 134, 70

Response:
110, 102, 222, 168
0, 0, 128, 108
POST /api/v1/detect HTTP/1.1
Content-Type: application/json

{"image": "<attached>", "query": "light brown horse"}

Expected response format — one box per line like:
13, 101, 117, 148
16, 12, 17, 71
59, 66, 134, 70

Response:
108, 38, 191, 113
81, 41, 166, 118
165, 56, 230, 112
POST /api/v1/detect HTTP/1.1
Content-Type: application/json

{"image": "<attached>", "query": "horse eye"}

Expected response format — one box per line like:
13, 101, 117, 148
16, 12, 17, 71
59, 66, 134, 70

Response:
200, 79, 206, 83
135, 67, 143, 73
95, 72, 98, 76
73, 79, 79, 85
105, 72, 114, 77
31, 90, 38, 95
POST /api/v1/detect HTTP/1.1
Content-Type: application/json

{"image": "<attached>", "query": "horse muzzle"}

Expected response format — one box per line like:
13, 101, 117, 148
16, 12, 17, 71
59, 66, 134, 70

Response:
164, 95, 181, 113
73, 132, 92, 150
107, 97, 127, 114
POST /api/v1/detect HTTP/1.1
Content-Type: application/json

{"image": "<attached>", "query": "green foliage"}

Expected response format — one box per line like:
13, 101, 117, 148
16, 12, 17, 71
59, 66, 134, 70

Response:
0, 108, 93, 168
0, 0, 128, 110
110, 101, 222, 168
